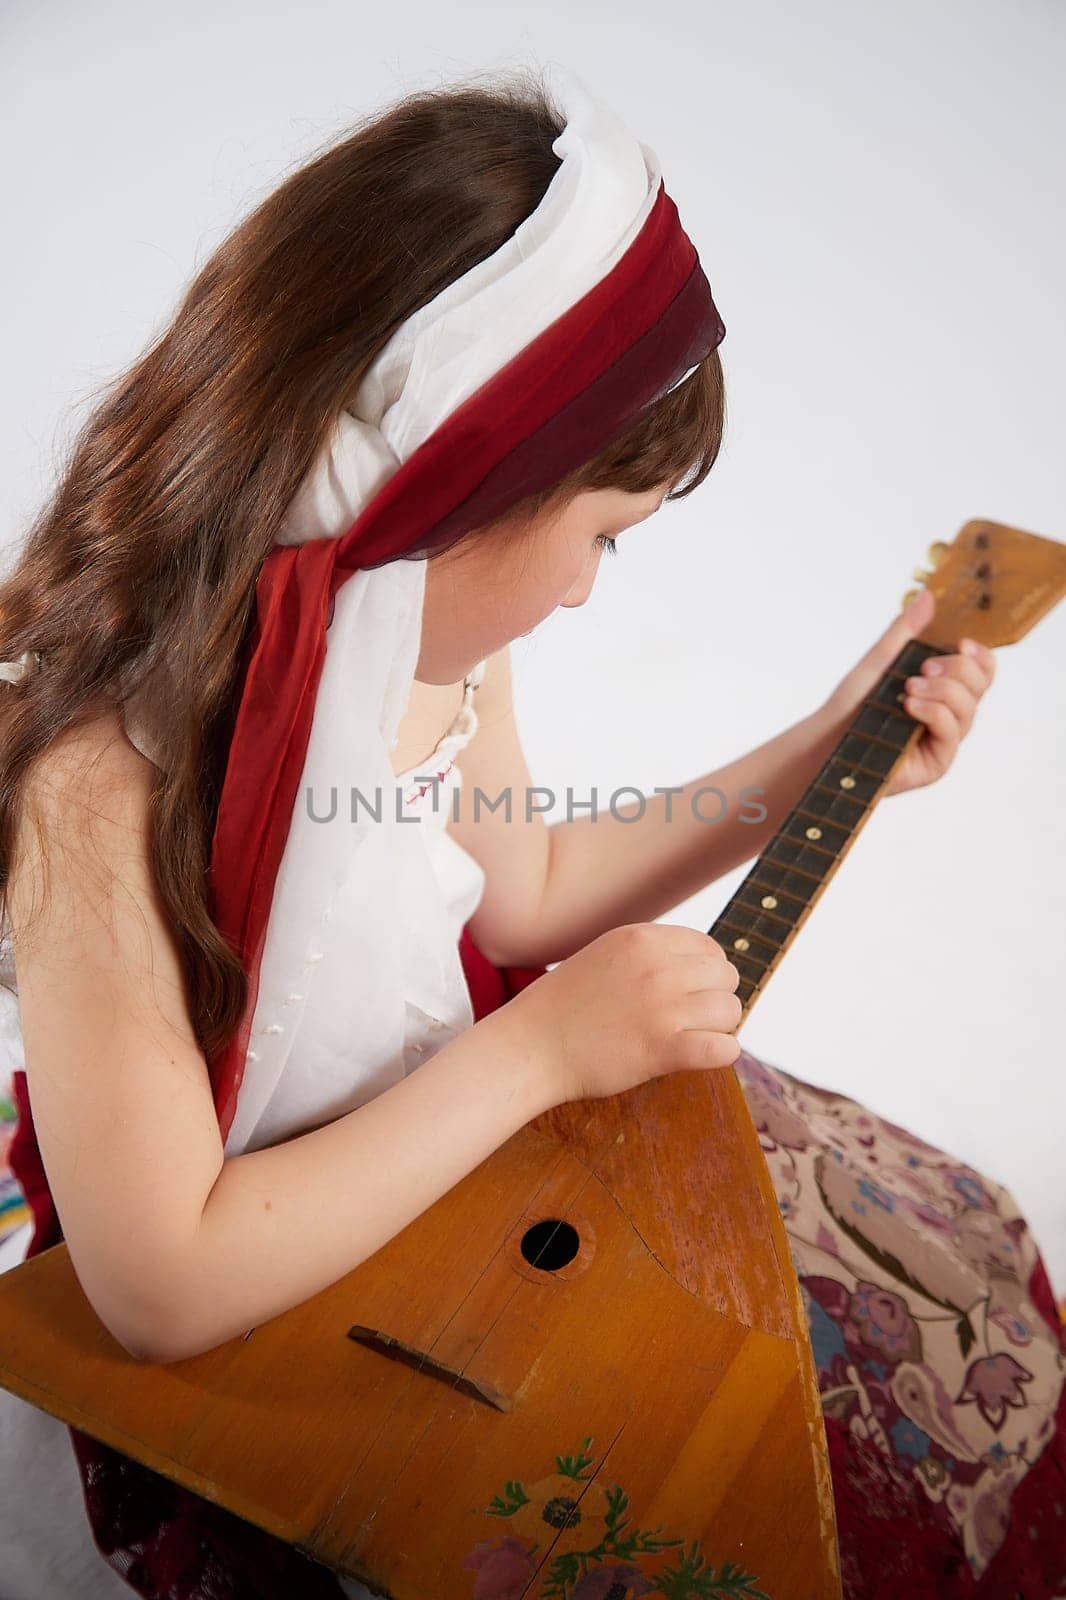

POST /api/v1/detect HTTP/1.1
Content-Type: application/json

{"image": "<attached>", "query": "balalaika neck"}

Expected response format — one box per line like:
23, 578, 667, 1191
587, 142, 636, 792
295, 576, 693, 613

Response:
709, 636, 951, 1018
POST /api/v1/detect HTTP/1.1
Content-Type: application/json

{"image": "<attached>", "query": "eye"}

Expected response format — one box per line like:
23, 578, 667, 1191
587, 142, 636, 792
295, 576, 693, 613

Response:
595, 534, 619, 557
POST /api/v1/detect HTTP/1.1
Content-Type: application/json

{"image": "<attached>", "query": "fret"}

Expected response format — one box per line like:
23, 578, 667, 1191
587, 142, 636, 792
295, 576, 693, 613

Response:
733, 880, 801, 929
714, 917, 780, 966
801, 789, 868, 826
878, 649, 951, 705
835, 731, 899, 778
806, 783, 867, 822
789, 805, 856, 845
721, 950, 769, 998
730, 908, 791, 938
730, 976, 759, 1008
746, 861, 825, 900
867, 694, 911, 718
852, 705, 912, 749
706, 928, 779, 990
761, 837, 832, 878
702, 638, 952, 1022
771, 812, 845, 864
813, 757, 882, 806
897, 638, 950, 674
883, 668, 919, 697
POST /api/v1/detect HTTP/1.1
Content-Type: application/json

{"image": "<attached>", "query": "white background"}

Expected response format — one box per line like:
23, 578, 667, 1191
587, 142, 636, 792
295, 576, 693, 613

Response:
2, 1, 1063, 1288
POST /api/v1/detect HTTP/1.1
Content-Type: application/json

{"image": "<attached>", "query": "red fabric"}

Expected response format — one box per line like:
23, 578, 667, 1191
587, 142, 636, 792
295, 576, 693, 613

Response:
823, 1393, 1066, 1596
8, 1067, 55, 1262
824, 1258, 1066, 1596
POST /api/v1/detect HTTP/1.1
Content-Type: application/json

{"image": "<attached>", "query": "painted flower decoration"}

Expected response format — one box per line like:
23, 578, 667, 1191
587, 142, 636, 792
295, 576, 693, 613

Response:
956, 1353, 1034, 1431
462, 1534, 540, 1600
846, 1282, 922, 1363
467, 1439, 768, 1599
571, 1564, 657, 1598
502, 1471, 612, 1552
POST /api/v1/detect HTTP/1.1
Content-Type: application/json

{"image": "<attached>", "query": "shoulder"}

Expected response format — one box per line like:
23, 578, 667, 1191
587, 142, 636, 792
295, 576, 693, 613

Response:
9, 704, 162, 953
20, 703, 158, 845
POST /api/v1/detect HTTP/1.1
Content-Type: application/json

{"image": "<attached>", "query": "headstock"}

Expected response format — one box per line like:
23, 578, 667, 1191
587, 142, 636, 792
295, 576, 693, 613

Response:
901, 518, 1066, 651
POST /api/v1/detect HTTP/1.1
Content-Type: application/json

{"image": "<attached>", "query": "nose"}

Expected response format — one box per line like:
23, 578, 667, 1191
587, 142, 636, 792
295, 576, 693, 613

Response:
559, 559, 599, 609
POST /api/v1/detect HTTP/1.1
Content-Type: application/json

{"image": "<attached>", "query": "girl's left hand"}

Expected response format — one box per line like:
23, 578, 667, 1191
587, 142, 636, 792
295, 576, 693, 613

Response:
822, 586, 997, 798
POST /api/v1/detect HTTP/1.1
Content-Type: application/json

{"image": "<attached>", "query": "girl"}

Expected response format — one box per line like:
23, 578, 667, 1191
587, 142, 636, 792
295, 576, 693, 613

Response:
1, 64, 1063, 1600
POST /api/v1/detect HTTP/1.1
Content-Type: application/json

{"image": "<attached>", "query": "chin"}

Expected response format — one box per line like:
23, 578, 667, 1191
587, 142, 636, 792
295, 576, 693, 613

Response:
417, 634, 499, 683
416, 655, 475, 686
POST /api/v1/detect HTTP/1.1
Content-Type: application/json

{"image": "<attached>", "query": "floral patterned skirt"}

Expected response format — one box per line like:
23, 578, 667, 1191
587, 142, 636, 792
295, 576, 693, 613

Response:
734, 1047, 1066, 1598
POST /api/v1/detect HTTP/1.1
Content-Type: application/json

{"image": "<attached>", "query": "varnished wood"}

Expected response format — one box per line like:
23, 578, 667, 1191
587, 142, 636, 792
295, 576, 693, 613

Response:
0, 1069, 837, 1597
1, 517, 1063, 1599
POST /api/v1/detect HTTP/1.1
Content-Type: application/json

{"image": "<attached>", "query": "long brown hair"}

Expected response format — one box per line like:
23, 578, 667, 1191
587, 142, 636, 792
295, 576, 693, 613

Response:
0, 65, 726, 1061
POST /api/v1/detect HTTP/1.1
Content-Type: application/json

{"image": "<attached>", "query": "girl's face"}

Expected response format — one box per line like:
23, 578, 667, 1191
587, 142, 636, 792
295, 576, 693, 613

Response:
414, 483, 670, 684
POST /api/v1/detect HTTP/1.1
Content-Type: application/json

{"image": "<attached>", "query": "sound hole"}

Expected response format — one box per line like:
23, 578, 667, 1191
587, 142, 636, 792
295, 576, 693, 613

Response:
521, 1218, 579, 1271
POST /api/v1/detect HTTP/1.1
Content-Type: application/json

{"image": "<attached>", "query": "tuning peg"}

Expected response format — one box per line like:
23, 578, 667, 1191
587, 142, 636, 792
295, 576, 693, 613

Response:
912, 567, 934, 585
901, 587, 920, 610
926, 541, 949, 567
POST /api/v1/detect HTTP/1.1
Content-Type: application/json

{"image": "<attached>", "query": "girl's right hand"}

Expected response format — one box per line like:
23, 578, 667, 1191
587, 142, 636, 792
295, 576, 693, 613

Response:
501, 922, 744, 1107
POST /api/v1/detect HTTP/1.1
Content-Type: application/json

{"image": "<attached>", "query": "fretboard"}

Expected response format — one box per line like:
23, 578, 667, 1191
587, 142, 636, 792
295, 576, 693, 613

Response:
708, 637, 951, 1016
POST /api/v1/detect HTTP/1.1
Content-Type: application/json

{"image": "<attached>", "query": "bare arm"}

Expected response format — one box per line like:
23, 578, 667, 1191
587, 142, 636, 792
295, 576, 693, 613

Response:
7, 712, 556, 1366
528, 703, 851, 963
449, 645, 852, 967
182, 1010, 551, 1363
